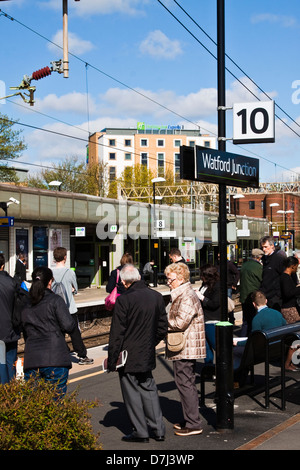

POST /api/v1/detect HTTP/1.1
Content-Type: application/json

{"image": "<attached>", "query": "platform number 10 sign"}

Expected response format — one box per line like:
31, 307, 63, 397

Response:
233, 101, 275, 144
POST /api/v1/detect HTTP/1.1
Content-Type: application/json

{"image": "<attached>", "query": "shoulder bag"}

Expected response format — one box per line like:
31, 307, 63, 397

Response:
105, 270, 120, 311
167, 331, 186, 353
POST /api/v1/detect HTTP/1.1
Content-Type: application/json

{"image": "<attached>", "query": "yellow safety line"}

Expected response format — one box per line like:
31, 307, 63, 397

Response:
236, 413, 300, 450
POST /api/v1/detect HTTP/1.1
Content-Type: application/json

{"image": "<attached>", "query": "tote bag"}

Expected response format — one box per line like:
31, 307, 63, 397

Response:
105, 270, 120, 311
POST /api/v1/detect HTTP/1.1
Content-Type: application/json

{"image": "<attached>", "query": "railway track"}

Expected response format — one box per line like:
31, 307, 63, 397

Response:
17, 293, 241, 355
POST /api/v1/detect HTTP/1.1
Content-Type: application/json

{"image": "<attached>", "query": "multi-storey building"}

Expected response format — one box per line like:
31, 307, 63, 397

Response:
88, 126, 216, 180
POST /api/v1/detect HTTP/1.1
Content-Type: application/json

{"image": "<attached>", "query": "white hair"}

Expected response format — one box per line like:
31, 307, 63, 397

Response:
120, 264, 140, 283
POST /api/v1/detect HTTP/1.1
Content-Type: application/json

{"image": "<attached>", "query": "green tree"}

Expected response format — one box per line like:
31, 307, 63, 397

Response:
0, 113, 27, 182
27, 156, 109, 196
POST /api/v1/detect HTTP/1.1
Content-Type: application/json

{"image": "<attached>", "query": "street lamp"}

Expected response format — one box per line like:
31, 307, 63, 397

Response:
277, 209, 294, 233
49, 181, 62, 191
151, 177, 165, 287
269, 203, 279, 235
0, 197, 20, 216
151, 177, 165, 206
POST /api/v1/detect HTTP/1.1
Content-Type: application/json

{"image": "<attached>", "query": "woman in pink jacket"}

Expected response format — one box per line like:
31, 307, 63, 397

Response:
165, 262, 206, 437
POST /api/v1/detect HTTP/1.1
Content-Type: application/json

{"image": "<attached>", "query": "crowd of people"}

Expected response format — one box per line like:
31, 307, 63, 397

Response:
105, 239, 300, 442
0, 247, 94, 395
0, 237, 299, 442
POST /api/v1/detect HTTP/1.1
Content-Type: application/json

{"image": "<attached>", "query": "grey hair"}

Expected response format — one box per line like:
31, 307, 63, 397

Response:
120, 264, 140, 283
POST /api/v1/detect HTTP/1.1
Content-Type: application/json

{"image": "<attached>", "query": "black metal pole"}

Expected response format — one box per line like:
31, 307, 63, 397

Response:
215, 0, 234, 431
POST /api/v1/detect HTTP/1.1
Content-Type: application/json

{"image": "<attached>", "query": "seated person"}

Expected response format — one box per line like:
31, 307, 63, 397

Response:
233, 290, 293, 382
143, 260, 155, 287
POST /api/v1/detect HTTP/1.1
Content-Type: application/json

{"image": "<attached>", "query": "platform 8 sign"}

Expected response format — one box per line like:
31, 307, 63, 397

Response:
180, 145, 259, 188
233, 101, 275, 144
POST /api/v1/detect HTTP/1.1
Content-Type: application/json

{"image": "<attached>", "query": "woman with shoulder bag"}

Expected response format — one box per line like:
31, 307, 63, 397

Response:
164, 262, 206, 437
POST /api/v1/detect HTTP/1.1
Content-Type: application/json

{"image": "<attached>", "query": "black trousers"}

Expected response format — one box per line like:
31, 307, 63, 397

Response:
69, 314, 87, 358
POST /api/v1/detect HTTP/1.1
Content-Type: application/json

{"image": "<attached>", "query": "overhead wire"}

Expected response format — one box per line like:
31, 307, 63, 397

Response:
0, 7, 299, 179
157, 0, 300, 140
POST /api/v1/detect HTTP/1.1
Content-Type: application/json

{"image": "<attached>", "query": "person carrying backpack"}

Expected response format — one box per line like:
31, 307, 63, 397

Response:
52, 247, 93, 366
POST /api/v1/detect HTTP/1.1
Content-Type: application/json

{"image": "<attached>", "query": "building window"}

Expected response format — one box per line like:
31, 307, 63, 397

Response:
124, 139, 131, 146
175, 153, 180, 179
157, 139, 165, 147
174, 139, 181, 147
109, 153, 116, 160
125, 153, 132, 160
140, 139, 148, 147
109, 167, 116, 181
109, 139, 116, 146
204, 141, 211, 148
189, 141, 195, 147
141, 153, 148, 166
249, 201, 255, 210
158, 153, 164, 177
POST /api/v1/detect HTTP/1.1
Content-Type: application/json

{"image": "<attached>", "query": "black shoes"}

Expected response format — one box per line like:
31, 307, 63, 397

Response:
122, 434, 149, 443
122, 433, 165, 442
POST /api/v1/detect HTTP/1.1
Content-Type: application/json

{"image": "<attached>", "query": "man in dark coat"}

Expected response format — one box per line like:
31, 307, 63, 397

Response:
260, 236, 286, 312
14, 253, 26, 284
107, 264, 168, 443
0, 253, 20, 384
239, 248, 264, 335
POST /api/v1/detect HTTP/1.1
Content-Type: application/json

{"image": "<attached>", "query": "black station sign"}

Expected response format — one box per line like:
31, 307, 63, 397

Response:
180, 145, 259, 188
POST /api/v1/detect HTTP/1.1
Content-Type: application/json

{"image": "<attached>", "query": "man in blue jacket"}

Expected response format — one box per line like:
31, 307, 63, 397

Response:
107, 264, 168, 443
233, 290, 286, 380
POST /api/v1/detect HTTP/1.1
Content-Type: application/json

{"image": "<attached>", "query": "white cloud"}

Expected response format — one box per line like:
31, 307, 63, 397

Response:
251, 14, 298, 28
34, 92, 97, 115
139, 30, 183, 60
48, 30, 95, 56
99, 86, 217, 120
40, 0, 148, 17
226, 76, 277, 107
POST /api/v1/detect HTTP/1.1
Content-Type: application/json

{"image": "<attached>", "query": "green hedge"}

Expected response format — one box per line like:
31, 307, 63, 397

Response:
0, 378, 101, 450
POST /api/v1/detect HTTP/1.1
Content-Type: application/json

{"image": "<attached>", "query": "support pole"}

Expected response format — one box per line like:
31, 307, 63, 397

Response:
63, 0, 69, 78
215, 0, 234, 431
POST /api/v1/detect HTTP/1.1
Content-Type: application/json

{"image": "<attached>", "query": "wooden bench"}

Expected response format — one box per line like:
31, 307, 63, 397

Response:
200, 323, 300, 410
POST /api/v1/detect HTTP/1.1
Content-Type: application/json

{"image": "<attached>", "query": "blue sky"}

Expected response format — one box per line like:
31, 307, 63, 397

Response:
0, 0, 300, 183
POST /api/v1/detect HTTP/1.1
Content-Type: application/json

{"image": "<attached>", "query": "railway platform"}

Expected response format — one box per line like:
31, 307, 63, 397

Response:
67, 313, 300, 452
68, 286, 300, 452
73, 282, 200, 309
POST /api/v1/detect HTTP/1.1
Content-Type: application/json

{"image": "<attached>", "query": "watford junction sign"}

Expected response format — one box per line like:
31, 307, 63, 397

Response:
180, 145, 259, 188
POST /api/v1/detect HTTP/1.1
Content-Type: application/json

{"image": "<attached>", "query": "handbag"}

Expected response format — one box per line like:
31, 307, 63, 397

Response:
167, 331, 186, 353
105, 270, 120, 311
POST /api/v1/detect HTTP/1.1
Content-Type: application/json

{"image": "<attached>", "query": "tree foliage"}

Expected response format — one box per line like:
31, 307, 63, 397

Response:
27, 156, 108, 195
0, 113, 27, 182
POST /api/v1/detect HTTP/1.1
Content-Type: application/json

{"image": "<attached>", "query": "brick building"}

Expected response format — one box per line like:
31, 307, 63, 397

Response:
229, 192, 299, 248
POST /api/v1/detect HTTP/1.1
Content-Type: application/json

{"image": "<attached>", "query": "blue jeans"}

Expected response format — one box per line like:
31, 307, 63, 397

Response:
205, 322, 217, 364
0, 342, 17, 385
24, 367, 69, 396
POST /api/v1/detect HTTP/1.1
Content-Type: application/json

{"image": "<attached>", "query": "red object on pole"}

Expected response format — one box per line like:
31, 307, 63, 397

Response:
31, 66, 52, 81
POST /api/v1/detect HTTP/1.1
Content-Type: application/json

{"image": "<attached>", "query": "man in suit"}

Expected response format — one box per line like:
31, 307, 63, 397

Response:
107, 264, 168, 443
14, 253, 26, 284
